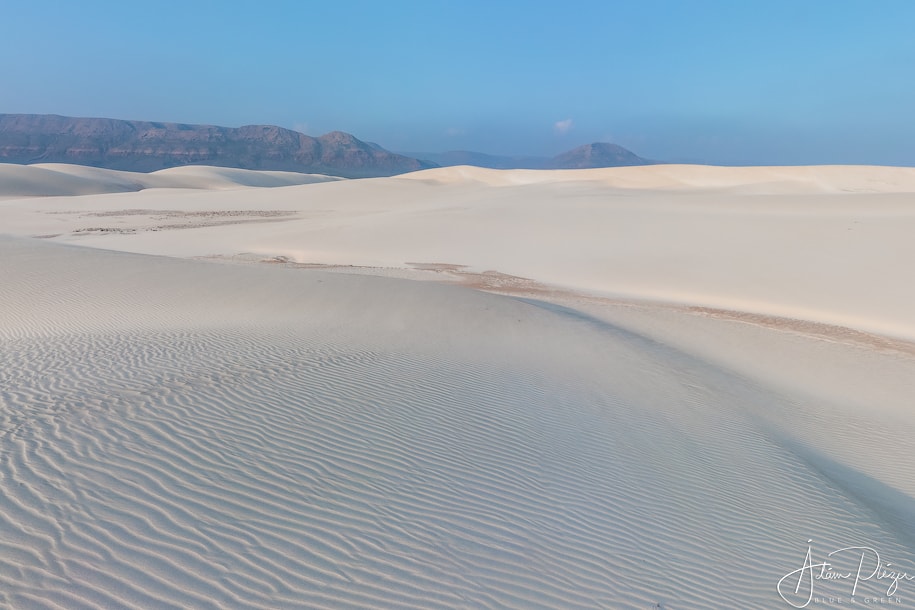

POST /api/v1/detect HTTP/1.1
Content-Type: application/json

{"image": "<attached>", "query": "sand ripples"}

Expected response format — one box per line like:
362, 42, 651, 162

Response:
3, 238, 915, 608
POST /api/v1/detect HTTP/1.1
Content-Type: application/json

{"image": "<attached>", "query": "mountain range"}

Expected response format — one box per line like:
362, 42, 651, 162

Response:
0, 114, 431, 178
0, 113, 653, 177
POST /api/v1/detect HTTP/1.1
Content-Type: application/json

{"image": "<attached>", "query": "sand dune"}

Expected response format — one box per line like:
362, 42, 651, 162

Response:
401, 163, 915, 193
3, 163, 914, 340
0, 163, 342, 199
3, 237, 915, 609
3, 164, 915, 608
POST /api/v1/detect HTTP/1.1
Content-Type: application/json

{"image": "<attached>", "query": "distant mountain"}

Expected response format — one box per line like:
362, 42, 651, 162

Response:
406, 142, 653, 170
549, 142, 649, 169
0, 114, 434, 178
404, 150, 551, 170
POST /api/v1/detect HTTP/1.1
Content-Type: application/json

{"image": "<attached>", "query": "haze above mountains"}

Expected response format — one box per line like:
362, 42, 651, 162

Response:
0, 114, 652, 177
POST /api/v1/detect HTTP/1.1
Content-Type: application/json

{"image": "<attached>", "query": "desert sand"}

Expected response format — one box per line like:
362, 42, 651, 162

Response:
2, 163, 915, 608
0, 163, 342, 200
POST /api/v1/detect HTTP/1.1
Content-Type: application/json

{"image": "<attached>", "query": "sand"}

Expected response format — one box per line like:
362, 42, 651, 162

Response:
2, 163, 915, 608
4, 163, 915, 340
0, 163, 342, 199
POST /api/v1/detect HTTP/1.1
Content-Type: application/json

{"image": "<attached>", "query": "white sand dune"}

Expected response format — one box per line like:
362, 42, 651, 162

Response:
3, 163, 915, 340
2, 164, 915, 608
0, 162, 342, 199
3, 236, 915, 609
401, 163, 915, 193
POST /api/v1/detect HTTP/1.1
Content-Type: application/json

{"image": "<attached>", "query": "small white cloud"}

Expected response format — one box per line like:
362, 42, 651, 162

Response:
445, 127, 465, 137
554, 118, 573, 135
292, 122, 309, 135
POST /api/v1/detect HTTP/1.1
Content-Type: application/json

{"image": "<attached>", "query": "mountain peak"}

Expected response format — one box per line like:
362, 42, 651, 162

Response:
549, 142, 649, 169
319, 130, 359, 143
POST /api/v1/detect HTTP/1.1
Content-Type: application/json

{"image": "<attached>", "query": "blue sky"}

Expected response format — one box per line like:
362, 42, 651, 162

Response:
1, 0, 913, 164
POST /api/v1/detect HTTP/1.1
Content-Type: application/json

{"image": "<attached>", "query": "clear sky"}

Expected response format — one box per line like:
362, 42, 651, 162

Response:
2, 0, 914, 164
